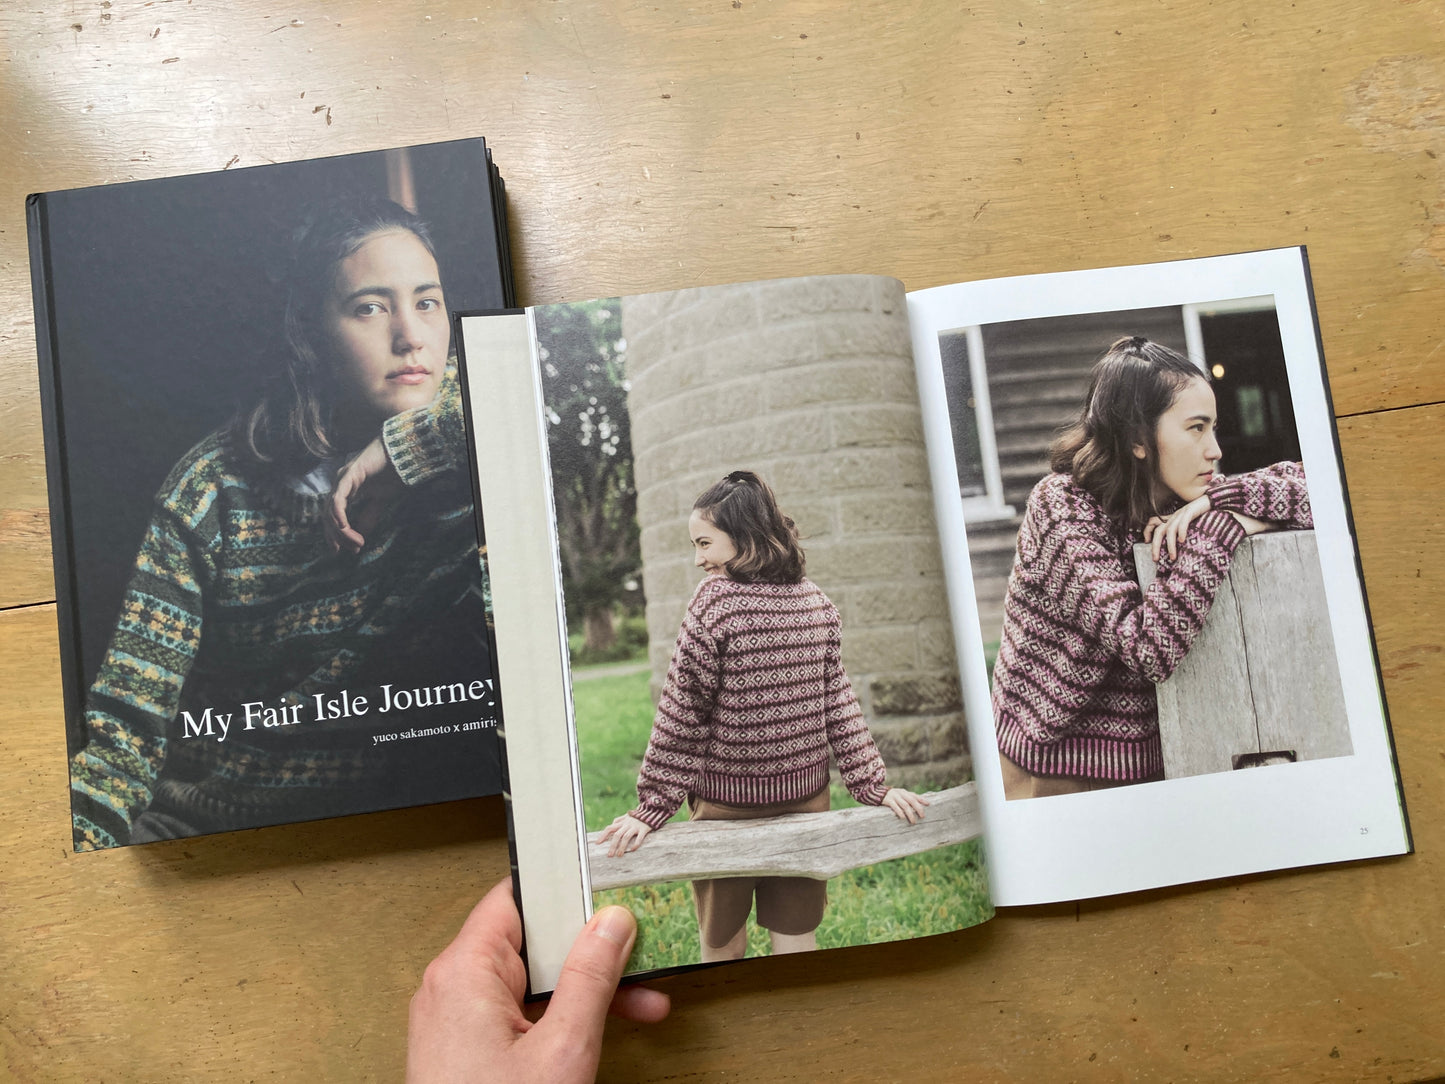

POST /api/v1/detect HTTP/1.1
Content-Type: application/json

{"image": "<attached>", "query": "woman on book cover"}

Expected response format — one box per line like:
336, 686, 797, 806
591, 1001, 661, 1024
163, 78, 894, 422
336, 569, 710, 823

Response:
990, 335, 1313, 800
67, 197, 492, 849
598, 470, 929, 961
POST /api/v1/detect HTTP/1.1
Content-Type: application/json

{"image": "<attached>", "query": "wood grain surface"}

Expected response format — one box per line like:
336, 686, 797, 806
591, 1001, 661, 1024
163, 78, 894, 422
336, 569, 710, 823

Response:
2, 2, 1442, 1080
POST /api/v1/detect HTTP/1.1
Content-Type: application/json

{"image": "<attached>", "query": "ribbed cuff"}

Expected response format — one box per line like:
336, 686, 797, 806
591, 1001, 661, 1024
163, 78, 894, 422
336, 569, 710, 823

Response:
849, 778, 890, 806
1188, 508, 1247, 552
1206, 476, 1250, 515
631, 800, 680, 831
383, 404, 455, 487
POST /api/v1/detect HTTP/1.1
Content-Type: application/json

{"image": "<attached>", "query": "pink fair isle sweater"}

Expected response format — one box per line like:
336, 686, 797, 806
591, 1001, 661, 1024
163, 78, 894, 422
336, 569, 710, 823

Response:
630, 576, 889, 831
991, 462, 1313, 783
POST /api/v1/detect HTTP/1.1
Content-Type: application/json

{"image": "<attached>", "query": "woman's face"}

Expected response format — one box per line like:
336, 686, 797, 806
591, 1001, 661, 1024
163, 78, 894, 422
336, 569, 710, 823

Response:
322, 228, 448, 429
1138, 376, 1222, 504
689, 510, 738, 577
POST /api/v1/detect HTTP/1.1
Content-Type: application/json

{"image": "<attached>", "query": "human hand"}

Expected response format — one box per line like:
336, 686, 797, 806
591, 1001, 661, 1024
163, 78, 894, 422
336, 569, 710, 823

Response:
598, 813, 654, 857
1145, 494, 1212, 562
407, 878, 670, 1084
881, 788, 930, 825
326, 436, 404, 555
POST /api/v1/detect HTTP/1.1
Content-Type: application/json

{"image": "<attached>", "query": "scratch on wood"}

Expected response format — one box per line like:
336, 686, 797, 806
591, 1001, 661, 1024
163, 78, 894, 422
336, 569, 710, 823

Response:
1345, 56, 1445, 269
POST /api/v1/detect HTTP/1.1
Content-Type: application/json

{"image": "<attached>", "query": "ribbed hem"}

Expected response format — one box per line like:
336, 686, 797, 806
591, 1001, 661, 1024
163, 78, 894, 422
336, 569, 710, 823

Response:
695, 761, 832, 807
995, 712, 1163, 783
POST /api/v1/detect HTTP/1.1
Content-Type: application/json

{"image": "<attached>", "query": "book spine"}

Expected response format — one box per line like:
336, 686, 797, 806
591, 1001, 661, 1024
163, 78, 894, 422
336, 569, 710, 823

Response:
26, 192, 87, 764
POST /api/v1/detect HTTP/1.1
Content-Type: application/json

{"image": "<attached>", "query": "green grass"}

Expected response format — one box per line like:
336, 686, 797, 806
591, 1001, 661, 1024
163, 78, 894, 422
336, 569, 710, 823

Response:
573, 665, 993, 974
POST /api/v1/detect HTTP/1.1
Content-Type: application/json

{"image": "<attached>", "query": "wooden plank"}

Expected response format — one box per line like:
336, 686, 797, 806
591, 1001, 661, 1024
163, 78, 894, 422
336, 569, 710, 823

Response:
1238, 532, 1353, 763
1138, 531, 1353, 778
585, 783, 982, 890
1135, 545, 1259, 777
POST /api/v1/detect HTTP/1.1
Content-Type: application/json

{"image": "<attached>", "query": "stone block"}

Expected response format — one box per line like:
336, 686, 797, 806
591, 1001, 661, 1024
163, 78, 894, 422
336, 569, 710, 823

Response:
880, 755, 973, 791
763, 357, 923, 411
869, 674, 962, 715
807, 536, 925, 587
867, 716, 933, 766
660, 287, 761, 355
831, 403, 926, 449
634, 381, 769, 450
917, 620, 961, 671
851, 582, 951, 625
873, 276, 907, 318
767, 446, 931, 495
754, 275, 880, 323
839, 625, 920, 672
839, 491, 937, 536
807, 311, 914, 364
782, 496, 838, 542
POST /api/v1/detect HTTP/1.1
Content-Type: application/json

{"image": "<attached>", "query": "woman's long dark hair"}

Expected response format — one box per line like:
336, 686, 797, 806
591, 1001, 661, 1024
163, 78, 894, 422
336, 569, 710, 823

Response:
1050, 335, 1209, 528
230, 197, 439, 474
693, 470, 806, 584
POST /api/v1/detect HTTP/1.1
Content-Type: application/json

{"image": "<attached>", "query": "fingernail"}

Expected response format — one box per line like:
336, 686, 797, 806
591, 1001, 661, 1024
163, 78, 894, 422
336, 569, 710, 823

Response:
592, 906, 635, 948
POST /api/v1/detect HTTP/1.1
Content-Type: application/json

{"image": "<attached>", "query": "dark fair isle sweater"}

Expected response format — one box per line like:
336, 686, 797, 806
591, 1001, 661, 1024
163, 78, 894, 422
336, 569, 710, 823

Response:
630, 576, 889, 830
991, 462, 1313, 782
69, 368, 491, 851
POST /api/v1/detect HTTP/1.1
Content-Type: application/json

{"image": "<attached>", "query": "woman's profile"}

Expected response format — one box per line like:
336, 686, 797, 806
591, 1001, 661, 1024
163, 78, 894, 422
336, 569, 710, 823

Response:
599, 470, 928, 961
990, 335, 1313, 799
68, 196, 494, 848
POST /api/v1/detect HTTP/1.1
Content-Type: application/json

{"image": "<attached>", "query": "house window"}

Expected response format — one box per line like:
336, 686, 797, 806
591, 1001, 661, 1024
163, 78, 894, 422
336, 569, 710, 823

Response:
938, 325, 1014, 521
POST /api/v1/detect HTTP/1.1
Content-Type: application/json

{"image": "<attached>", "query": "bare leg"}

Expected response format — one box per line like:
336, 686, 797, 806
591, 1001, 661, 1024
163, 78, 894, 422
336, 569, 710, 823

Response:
768, 930, 817, 955
699, 924, 748, 963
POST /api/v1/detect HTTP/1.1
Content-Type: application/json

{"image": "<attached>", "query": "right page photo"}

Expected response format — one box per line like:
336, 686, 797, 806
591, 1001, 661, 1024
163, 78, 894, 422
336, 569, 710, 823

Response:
908, 248, 1411, 907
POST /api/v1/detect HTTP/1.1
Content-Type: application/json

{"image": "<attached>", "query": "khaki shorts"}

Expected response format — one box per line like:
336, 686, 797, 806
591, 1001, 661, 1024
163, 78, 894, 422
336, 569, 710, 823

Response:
688, 787, 830, 946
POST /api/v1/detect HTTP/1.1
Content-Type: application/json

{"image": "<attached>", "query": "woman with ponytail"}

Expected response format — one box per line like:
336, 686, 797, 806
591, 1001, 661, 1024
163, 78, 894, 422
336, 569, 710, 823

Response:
990, 336, 1312, 799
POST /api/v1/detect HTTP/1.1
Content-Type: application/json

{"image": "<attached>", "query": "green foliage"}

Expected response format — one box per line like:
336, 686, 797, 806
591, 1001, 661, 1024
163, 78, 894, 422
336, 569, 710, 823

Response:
573, 666, 993, 975
534, 299, 643, 650
568, 612, 649, 667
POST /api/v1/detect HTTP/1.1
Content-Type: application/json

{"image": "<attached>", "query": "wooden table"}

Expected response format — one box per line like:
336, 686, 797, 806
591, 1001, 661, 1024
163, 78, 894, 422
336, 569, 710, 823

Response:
3, 2, 1443, 1080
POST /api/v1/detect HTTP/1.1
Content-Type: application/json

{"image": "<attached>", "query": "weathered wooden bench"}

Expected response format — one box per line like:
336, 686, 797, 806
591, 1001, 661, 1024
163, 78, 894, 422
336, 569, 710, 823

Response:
585, 782, 983, 890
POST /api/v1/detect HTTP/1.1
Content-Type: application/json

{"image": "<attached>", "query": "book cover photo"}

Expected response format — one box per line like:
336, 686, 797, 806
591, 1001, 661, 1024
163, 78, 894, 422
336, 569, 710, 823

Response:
29, 139, 511, 850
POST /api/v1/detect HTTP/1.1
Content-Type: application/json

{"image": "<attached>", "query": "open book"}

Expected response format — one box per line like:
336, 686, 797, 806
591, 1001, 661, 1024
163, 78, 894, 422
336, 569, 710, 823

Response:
456, 248, 1410, 995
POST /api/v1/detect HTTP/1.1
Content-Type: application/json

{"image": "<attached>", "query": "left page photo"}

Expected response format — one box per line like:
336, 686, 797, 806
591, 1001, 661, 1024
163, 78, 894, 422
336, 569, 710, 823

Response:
29, 139, 511, 850
459, 276, 990, 996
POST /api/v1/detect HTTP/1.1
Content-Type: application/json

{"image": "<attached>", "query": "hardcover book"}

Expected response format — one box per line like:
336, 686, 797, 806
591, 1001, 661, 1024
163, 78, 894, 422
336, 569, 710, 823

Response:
28, 138, 512, 850
454, 248, 1411, 994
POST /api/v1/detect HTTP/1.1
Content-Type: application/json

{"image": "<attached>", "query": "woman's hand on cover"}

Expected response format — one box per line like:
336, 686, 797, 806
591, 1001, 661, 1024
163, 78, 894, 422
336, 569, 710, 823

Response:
326, 436, 403, 555
881, 788, 929, 825
598, 813, 654, 857
1145, 494, 1212, 562
406, 877, 670, 1084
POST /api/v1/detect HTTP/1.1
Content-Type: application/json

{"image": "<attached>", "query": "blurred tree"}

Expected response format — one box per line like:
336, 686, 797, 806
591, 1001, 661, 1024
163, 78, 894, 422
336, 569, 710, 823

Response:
535, 299, 641, 656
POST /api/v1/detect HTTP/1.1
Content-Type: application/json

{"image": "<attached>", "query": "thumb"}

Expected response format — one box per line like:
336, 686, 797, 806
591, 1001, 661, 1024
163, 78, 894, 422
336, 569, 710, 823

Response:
530, 906, 636, 1073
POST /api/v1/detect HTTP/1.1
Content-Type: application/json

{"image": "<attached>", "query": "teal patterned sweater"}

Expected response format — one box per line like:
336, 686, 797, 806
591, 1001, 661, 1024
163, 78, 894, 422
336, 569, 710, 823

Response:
69, 368, 491, 850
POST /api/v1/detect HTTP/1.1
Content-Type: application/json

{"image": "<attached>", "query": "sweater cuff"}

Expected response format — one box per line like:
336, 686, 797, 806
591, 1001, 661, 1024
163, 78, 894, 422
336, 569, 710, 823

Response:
1188, 508, 1247, 553
630, 802, 677, 831
383, 404, 456, 487
852, 779, 889, 806
1206, 477, 1250, 515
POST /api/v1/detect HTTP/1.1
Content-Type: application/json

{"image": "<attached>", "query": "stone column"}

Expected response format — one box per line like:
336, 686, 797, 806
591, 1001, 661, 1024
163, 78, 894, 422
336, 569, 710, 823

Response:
622, 275, 969, 787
